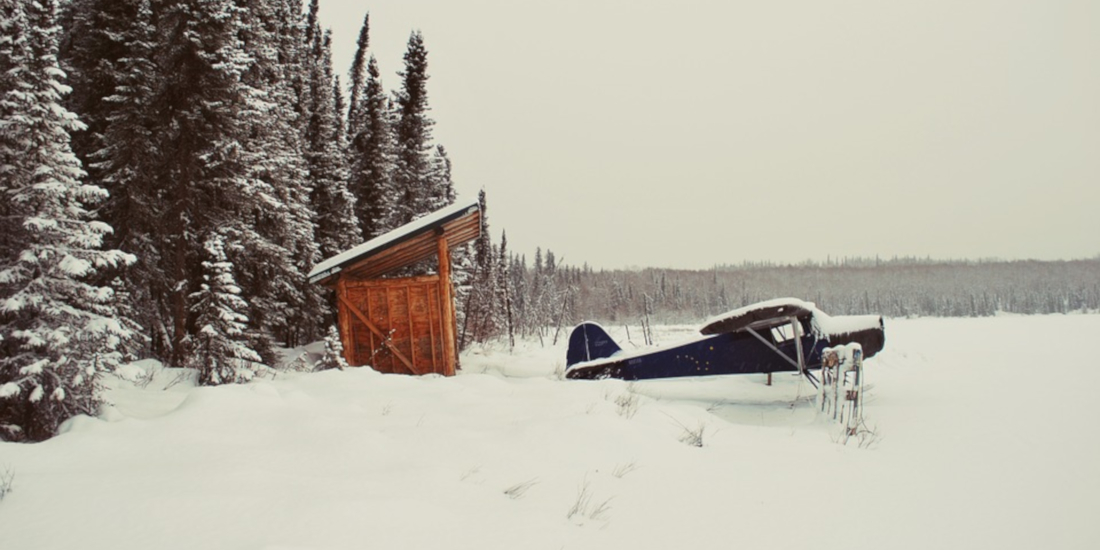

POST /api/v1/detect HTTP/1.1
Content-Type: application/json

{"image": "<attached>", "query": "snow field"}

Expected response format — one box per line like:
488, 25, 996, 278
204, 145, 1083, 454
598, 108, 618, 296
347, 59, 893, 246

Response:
1, 315, 1098, 549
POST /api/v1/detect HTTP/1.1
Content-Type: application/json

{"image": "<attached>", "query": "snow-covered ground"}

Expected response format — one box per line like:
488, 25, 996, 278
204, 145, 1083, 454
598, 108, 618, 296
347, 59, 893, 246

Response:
1, 315, 1098, 550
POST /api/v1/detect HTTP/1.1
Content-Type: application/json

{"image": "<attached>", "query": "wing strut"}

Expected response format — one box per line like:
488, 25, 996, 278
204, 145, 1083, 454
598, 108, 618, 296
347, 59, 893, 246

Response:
744, 317, 818, 388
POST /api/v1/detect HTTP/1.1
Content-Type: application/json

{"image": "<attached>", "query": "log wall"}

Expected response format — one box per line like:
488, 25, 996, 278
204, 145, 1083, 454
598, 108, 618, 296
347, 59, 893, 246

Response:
337, 275, 450, 375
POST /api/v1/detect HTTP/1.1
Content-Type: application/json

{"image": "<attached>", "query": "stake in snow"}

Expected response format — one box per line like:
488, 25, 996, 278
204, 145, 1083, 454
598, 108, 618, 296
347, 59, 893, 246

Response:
565, 298, 884, 384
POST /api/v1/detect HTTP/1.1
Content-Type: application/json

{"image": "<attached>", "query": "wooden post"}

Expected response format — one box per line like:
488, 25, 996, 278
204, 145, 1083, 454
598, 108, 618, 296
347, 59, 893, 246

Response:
405, 287, 416, 371
437, 232, 457, 376
336, 278, 355, 367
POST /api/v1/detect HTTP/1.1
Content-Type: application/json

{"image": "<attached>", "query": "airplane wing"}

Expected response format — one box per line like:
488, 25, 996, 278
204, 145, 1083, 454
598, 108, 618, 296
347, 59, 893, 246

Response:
699, 298, 815, 335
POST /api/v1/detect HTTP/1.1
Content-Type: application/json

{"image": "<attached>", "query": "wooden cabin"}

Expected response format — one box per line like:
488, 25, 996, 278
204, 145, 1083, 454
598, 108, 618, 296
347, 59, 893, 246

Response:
308, 200, 481, 376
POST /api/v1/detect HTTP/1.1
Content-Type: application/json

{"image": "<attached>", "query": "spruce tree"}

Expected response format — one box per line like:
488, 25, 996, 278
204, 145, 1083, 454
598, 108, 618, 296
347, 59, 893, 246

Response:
303, 0, 319, 50
235, 0, 329, 352
346, 12, 369, 139
57, 0, 135, 191
428, 144, 456, 211
188, 235, 263, 385
303, 21, 360, 260
314, 325, 348, 371
348, 54, 395, 240
332, 75, 346, 139
277, 0, 310, 135
460, 190, 497, 346
389, 31, 436, 228
0, 0, 135, 441
497, 230, 515, 349
508, 253, 529, 336
153, 0, 263, 367
85, 0, 164, 357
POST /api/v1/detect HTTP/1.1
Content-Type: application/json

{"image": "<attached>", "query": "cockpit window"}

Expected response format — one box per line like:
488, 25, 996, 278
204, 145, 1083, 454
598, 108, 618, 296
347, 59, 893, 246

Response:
771, 324, 794, 343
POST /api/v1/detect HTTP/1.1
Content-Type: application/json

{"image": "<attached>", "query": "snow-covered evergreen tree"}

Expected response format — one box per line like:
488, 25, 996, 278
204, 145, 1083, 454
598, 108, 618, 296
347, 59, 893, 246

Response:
459, 190, 498, 347
389, 31, 436, 229
348, 54, 395, 240
153, 0, 264, 366
234, 0, 330, 352
0, 0, 135, 441
187, 235, 263, 385
345, 11, 369, 140
314, 325, 348, 371
82, 0, 163, 358
428, 144, 456, 211
302, 17, 360, 260
497, 230, 515, 348
451, 240, 476, 349
332, 75, 346, 139
508, 252, 529, 335
58, 0, 136, 192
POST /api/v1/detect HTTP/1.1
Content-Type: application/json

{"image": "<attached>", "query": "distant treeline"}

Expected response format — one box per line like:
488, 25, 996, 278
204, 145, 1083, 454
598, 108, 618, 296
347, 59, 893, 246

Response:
464, 254, 1100, 344
572, 257, 1100, 324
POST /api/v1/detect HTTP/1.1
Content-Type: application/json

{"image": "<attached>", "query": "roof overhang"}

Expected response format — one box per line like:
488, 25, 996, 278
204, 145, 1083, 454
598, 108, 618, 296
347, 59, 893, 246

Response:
309, 199, 481, 286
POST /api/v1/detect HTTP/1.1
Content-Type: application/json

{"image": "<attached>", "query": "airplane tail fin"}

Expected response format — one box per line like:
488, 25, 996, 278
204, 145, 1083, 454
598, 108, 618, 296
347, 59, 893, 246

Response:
566, 322, 622, 367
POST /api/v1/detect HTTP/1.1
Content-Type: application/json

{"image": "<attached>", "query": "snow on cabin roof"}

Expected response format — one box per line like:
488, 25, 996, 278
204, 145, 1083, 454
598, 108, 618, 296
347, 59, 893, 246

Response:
308, 199, 480, 284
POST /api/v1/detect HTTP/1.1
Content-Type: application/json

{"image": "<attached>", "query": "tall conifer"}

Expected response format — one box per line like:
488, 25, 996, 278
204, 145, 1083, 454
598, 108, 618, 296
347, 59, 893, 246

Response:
235, 0, 328, 351
346, 12, 369, 138
188, 234, 264, 385
302, 13, 360, 260
429, 144, 456, 211
389, 31, 436, 228
460, 190, 497, 346
86, 0, 164, 356
0, 0, 135, 441
348, 54, 394, 240
153, 0, 261, 367
57, 0, 134, 191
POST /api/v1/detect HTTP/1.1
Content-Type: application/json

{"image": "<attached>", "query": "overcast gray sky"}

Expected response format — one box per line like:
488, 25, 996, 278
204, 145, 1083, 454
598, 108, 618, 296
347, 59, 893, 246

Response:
318, 0, 1099, 270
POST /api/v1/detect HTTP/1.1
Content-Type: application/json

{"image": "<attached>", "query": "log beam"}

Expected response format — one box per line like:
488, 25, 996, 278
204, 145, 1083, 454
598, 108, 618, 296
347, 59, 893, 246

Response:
437, 232, 457, 376
336, 279, 354, 367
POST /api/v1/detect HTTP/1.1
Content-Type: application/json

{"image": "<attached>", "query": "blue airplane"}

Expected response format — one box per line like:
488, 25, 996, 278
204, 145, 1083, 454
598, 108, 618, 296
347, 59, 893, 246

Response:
564, 298, 884, 384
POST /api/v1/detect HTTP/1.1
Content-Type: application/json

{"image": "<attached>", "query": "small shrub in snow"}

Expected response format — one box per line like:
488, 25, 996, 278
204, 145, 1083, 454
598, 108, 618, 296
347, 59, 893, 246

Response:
459, 466, 481, 482
566, 477, 613, 524
588, 495, 613, 521
611, 461, 639, 479
677, 421, 708, 448
131, 365, 158, 389
614, 391, 639, 419
606, 383, 640, 419
313, 326, 348, 372
285, 354, 313, 373
706, 399, 728, 413
0, 465, 13, 500
503, 477, 538, 499
566, 479, 592, 520
164, 369, 196, 390
857, 425, 882, 449
833, 420, 882, 449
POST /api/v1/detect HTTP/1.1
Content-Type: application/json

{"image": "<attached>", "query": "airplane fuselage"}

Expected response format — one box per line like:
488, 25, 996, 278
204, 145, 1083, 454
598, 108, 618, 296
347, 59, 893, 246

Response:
565, 329, 829, 380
